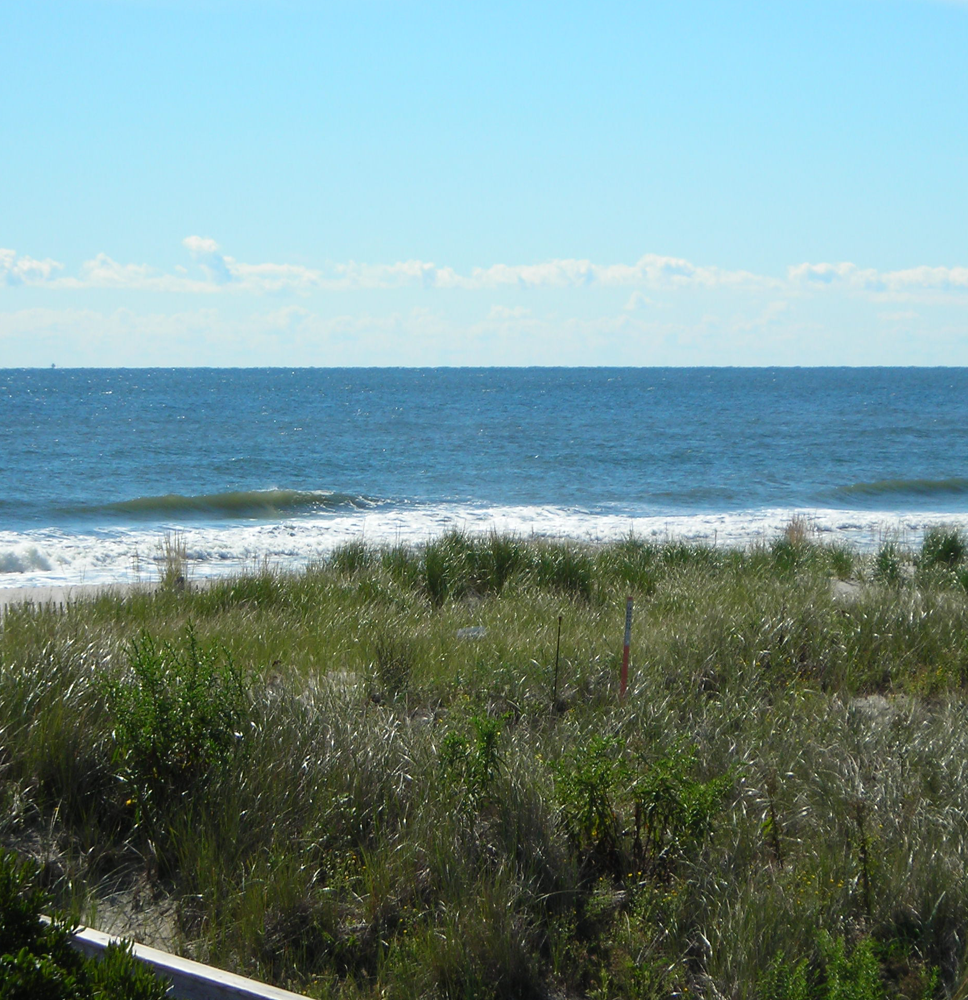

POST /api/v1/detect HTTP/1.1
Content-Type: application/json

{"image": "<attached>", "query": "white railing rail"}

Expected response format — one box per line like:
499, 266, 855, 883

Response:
68, 923, 310, 1000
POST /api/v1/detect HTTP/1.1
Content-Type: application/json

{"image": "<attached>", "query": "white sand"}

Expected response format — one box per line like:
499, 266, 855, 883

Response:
0, 582, 159, 615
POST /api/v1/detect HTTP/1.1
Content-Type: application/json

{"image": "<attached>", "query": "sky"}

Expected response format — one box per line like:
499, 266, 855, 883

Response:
2, 0, 967, 367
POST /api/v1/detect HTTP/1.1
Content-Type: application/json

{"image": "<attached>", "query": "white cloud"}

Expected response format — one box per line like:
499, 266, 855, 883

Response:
788, 261, 860, 285
332, 259, 439, 289
183, 235, 220, 254
881, 265, 968, 292
0, 241, 780, 294
2, 240, 968, 307
54, 254, 214, 293
488, 304, 532, 319
450, 254, 772, 291
0, 249, 63, 286
788, 261, 968, 298
228, 259, 324, 292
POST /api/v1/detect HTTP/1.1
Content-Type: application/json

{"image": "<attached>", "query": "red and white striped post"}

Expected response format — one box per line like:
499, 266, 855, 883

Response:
620, 595, 633, 700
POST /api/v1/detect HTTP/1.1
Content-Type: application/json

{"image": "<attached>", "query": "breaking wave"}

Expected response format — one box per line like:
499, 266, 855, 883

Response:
835, 478, 968, 502
73, 488, 377, 521
0, 546, 53, 575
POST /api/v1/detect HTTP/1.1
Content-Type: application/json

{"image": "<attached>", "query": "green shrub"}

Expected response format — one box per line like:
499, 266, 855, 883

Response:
0, 849, 167, 1000
553, 738, 730, 874
763, 954, 810, 1000
819, 934, 885, 1000
553, 736, 625, 858
631, 743, 731, 860
439, 714, 506, 809
763, 934, 917, 1000
105, 625, 249, 818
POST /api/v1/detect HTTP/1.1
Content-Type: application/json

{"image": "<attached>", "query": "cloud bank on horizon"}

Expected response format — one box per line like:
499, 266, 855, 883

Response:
2, 237, 966, 367
3, 239, 968, 299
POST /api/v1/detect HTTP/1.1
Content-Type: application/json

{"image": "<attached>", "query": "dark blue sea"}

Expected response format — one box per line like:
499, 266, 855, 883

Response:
3, 367, 968, 587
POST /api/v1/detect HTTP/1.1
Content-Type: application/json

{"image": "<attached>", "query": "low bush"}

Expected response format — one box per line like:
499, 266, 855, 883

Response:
0, 848, 167, 1000
104, 625, 249, 827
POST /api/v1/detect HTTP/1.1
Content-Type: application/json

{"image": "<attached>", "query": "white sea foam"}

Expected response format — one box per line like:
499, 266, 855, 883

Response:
2, 505, 968, 590
0, 544, 53, 575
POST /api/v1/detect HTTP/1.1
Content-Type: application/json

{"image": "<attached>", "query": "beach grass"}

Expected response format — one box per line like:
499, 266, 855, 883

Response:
3, 530, 968, 998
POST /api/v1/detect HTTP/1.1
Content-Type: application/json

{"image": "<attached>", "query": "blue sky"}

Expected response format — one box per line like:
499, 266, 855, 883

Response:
2, 0, 967, 366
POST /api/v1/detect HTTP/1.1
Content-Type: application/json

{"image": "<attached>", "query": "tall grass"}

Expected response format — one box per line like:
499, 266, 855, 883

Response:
2, 531, 968, 998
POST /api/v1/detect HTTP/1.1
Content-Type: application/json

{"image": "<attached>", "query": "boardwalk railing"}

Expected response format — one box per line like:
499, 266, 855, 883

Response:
68, 923, 310, 1000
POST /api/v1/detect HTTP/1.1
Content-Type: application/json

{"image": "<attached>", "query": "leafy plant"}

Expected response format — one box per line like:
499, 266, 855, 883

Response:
553, 736, 626, 858
105, 625, 248, 816
763, 953, 810, 1000
0, 849, 167, 1000
439, 714, 506, 808
631, 744, 731, 862
819, 934, 884, 1000
553, 737, 730, 877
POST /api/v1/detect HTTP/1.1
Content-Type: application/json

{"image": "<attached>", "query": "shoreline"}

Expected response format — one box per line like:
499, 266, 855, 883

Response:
0, 516, 959, 612
0, 578, 224, 615
0, 582, 160, 615
2, 506, 966, 593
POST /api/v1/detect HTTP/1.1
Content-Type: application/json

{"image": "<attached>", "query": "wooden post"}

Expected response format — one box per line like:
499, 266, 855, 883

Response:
620, 596, 633, 700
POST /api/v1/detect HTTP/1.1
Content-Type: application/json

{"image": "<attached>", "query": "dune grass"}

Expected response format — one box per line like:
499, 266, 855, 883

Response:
3, 529, 968, 998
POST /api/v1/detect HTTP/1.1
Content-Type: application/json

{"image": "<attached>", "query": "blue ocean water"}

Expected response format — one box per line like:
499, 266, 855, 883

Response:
2, 367, 968, 587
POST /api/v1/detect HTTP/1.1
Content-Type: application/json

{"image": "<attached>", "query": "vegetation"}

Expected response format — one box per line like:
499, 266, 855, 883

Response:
0, 848, 167, 999
2, 528, 968, 998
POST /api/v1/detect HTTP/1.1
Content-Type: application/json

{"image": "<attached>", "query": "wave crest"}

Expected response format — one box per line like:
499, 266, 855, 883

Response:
85, 489, 375, 521
837, 477, 968, 500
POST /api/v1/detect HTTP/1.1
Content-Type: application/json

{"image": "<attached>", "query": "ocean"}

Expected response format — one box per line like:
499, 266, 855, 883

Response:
2, 367, 968, 589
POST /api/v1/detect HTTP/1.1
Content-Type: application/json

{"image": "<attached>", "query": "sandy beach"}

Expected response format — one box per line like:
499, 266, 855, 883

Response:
0, 582, 158, 616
